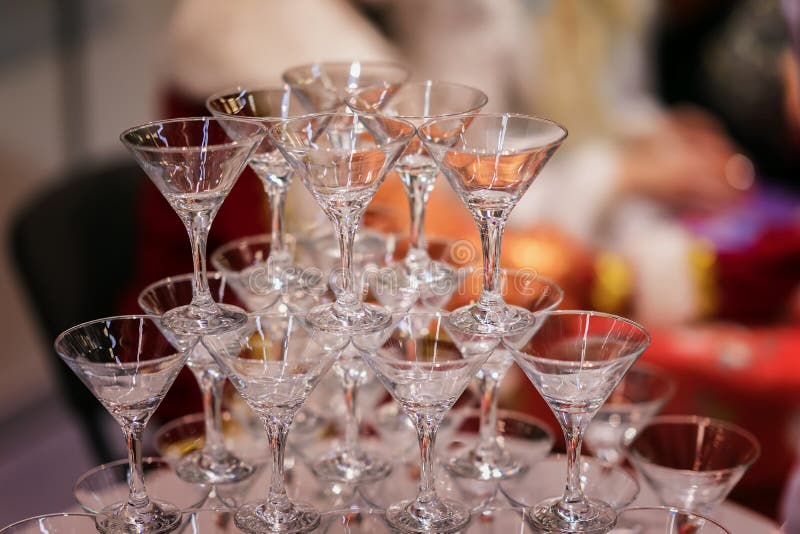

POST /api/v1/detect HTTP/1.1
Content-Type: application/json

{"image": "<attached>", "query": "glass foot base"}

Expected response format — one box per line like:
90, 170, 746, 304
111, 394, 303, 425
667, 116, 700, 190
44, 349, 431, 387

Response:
385, 497, 471, 533
162, 303, 247, 336
531, 497, 616, 533
312, 447, 392, 484
447, 445, 527, 481
95, 500, 181, 534
234, 501, 320, 534
307, 302, 391, 335
448, 303, 533, 335
175, 449, 255, 485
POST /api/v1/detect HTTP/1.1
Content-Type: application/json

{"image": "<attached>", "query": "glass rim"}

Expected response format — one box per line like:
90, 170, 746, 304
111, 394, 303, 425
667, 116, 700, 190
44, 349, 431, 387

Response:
603, 362, 677, 406
512, 309, 651, 364
616, 506, 731, 532
137, 272, 225, 313
630, 414, 761, 470
267, 112, 418, 154
210, 233, 297, 271
417, 112, 568, 153
54, 314, 190, 366
0, 513, 97, 532
281, 60, 411, 85
345, 80, 489, 121
205, 86, 338, 121
459, 406, 556, 444
73, 456, 167, 494
119, 116, 266, 154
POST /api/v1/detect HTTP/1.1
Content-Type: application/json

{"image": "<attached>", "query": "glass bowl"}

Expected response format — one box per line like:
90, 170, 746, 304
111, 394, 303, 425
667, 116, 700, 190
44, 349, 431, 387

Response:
610, 506, 731, 533
0, 513, 97, 533
500, 454, 640, 511
73, 457, 209, 514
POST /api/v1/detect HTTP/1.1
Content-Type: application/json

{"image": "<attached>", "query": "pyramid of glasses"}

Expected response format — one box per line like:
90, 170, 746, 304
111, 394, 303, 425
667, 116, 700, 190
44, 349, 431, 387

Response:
7, 60, 754, 534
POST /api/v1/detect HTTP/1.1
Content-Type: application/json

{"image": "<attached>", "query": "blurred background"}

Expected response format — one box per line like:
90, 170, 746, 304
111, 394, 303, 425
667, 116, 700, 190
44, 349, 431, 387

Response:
1, 0, 799, 527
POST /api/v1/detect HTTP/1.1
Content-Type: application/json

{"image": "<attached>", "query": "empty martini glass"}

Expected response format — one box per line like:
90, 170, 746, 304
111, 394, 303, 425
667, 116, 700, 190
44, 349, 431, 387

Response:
268, 112, 415, 334
121, 117, 265, 336
359, 311, 493, 533
138, 273, 255, 485
54, 316, 192, 533
511, 310, 650, 533
610, 506, 731, 534
203, 312, 342, 533
419, 114, 567, 335
346, 81, 488, 310
628, 415, 760, 516
583, 365, 675, 466
207, 87, 327, 287
447, 270, 563, 480
282, 60, 410, 112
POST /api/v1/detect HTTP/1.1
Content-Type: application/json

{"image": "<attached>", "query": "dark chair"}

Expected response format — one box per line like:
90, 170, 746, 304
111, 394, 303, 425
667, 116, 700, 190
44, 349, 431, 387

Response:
9, 161, 142, 462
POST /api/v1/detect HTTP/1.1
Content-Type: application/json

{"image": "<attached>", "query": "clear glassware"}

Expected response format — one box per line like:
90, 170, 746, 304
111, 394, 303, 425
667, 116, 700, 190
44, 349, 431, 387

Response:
268, 112, 415, 334
54, 316, 192, 534
139, 273, 255, 485
610, 506, 732, 534
202, 312, 343, 534
500, 454, 640, 512
419, 114, 567, 335
346, 81, 488, 311
447, 270, 563, 480
282, 60, 410, 112
511, 310, 650, 533
74, 457, 209, 514
207, 88, 328, 289
120, 117, 265, 336
583, 365, 675, 465
627, 415, 760, 516
358, 311, 492, 533
0, 514, 97, 534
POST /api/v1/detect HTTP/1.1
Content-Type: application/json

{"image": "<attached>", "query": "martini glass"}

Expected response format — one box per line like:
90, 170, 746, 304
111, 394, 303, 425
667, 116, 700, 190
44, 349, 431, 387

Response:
611, 506, 731, 534
627, 415, 760, 516
448, 270, 563, 480
54, 316, 192, 533
511, 310, 650, 533
202, 312, 342, 533
206, 87, 327, 283
120, 117, 265, 336
282, 60, 410, 112
138, 273, 255, 485
419, 114, 567, 335
346, 81, 487, 310
268, 112, 415, 334
583, 365, 675, 465
359, 311, 492, 533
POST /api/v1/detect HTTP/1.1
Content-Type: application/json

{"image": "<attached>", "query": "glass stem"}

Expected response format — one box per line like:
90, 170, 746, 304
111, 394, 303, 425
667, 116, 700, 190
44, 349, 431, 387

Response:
341, 368, 360, 452
333, 220, 359, 312
412, 413, 440, 505
263, 415, 292, 507
198, 368, 227, 458
406, 173, 432, 267
124, 423, 151, 510
563, 424, 587, 505
266, 183, 290, 259
477, 373, 501, 449
476, 215, 506, 311
185, 209, 216, 311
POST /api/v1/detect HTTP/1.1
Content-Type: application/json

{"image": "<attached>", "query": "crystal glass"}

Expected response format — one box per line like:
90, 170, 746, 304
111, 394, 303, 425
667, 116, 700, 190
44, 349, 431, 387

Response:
268, 112, 415, 333
282, 61, 410, 112
120, 117, 265, 335
448, 270, 563, 480
207, 88, 326, 287
54, 316, 192, 533
628, 415, 760, 516
139, 273, 255, 485
419, 114, 567, 335
610, 507, 731, 534
511, 310, 650, 533
203, 313, 342, 533
74, 457, 209, 514
501, 455, 640, 512
346, 81, 488, 311
0, 514, 97, 534
359, 311, 492, 533
584, 365, 675, 465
